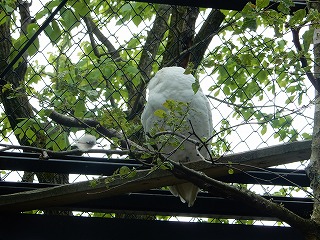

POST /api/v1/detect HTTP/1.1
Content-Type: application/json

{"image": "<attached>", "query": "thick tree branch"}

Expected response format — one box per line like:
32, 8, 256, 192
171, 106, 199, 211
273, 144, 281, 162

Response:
0, 1, 34, 145
83, 16, 104, 58
138, 4, 171, 81
190, 9, 225, 70
166, 159, 320, 237
47, 110, 146, 151
0, 143, 133, 157
0, 140, 311, 211
127, 4, 171, 120
291, 27, 320, 92
83, 16, 122, 61
161, 6, 199, 68
163, 19, 236, 68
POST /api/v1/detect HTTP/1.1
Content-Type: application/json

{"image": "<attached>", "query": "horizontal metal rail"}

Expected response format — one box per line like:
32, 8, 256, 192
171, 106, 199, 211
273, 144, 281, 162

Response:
0, 213, 305, 240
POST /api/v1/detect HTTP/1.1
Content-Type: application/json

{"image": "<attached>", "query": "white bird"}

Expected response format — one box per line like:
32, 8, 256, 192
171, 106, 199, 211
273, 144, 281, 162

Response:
74, 134, 97, 151
141, 66, 213, 207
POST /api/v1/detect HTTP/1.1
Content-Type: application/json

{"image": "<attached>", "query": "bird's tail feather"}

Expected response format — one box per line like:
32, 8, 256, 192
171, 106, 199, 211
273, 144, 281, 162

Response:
169, 183, 199, 207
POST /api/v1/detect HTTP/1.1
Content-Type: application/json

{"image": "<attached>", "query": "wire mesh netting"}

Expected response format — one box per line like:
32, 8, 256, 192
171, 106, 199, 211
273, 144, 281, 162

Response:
0, 0, 314, 225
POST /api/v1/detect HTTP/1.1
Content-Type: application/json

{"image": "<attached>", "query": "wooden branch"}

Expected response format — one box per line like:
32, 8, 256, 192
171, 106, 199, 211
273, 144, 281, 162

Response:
291, 27, 320, 92
163, 19, 236, 68
0, 140, 311, 212
83, 16, 122, 61
83, 16, 105, 58
127, 4, 171, 120
138, 4, 171, 81
48, 110, 147, 151
0, 143, 132, 157
190, 9, 225, 70
168, 159, 319, 236
161, 6, 199, 68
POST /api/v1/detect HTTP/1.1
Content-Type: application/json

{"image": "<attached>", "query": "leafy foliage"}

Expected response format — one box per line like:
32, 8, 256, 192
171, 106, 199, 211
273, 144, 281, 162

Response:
0, 0, 316, 222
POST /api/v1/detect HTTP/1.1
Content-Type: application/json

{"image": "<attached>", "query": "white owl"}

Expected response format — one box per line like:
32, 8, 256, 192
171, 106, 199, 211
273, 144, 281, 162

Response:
141, 66, 213, 207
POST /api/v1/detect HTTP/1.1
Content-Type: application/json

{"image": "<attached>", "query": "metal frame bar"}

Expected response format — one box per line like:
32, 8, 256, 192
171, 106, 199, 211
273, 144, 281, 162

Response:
0, 213, 305, 240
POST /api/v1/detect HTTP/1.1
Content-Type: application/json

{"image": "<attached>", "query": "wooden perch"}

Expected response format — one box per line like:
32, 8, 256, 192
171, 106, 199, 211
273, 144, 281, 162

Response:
0, 140, 311, 212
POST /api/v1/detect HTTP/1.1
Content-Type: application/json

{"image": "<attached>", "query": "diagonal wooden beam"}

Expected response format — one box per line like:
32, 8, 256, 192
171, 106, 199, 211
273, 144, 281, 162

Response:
0, 140, 311, 212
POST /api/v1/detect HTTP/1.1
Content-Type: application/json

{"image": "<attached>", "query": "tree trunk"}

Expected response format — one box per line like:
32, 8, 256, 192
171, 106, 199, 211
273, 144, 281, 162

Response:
190, 9, 225, 70
307, 1, 320, 228
161, 6, 199, 68
0, 1, 70, 215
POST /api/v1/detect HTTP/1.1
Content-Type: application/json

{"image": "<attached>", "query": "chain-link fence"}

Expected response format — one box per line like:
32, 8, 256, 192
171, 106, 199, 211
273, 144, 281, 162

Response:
0, 0, 314, 230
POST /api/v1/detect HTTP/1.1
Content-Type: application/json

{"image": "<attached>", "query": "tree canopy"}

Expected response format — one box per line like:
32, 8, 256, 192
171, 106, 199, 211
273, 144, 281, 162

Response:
0, 0, 320, 238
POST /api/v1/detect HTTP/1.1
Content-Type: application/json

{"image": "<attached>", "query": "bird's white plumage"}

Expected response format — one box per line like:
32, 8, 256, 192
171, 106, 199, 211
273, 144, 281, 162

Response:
74, 134, 97, 151
141, 66, 213, 207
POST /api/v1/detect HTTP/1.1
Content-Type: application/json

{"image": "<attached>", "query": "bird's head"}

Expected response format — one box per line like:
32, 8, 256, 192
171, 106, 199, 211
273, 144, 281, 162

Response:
74, 134, 97, 151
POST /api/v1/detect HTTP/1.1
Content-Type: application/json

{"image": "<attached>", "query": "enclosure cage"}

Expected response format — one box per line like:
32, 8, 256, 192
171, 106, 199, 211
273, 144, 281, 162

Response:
0, 0, 315, 239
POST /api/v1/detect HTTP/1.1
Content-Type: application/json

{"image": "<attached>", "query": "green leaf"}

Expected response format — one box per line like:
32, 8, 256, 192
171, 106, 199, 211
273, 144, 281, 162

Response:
286, 85, 296, 93
261, 125, 267, 135
73, 0, 91, 16
184, 62, 195, 74
192, 80, 200, 94
126, 65, 139, 74
256, 0, 270, 9
157, 159, 173, 170
27, 37, 39, 57
119, 166, 130, 176
214, 89, 220, 97
89, 178, 100, 187
302, 132, 312, 140
241, 2, 255, 17
4, 5, 14, 13
87, 90, 99, 100
2, 83, 12, 93
285, 95, 295, 104
302, 28, 314, 52
132, 15, 142, 26
223, 85, 231, 95
60, 7, 79, 30
289, 9, 306, 26
0, 11, 7, 25
257, 70, 268, 84
119, 166, 136, 178
26, 128, 36, 142
27, 23, 40, 56
44, 20, 62, 44
162, 99, 175, 109
10, 35, 28, 67
74, 100, 86, 117
242, 17, 257, 31
277, 2, 291, 14
242, 110, 253, 121
154, 109, 167, 118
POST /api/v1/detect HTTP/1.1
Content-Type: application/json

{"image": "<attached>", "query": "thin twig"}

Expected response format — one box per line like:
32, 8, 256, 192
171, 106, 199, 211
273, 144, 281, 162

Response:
188, 119, 214, 163
152, 131, 199, 145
